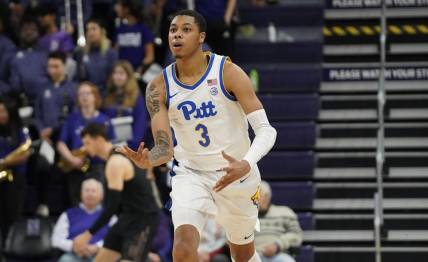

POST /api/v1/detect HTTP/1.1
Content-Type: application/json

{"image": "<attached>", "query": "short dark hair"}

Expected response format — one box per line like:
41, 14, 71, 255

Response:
81, 123, 109, 140
48, 51, 66, 64
117, 0, 142, 21
171, 9, 207, 33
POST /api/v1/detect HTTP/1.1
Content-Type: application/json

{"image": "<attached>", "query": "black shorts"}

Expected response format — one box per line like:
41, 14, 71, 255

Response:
103, 212, 159, 261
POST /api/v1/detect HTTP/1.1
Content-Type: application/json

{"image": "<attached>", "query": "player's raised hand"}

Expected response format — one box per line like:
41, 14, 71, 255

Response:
213, 151, 251, 192
116, 142, 151, 169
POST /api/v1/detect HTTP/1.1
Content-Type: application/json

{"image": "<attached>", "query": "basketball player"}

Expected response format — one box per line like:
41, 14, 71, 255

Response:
74, 123, 160, 262
118, 10, 277, 262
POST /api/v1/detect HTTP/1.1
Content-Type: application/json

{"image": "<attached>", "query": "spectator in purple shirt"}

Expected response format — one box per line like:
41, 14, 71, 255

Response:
114, 0, 155, 73
103, 60, 148, 151
75, 18, 117, 96
37, 3, 75, 53
34, 51, 77, 144
0, 14, 16, 95
37, 3, 77, 79
8, 17, 49, 104
57, 82, 115, 205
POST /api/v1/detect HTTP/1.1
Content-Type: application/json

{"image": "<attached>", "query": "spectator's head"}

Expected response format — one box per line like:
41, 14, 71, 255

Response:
47, 51, 67, 83
80, 178, 104, 209
114, 0, 142, 21
259, 180, 272, 213
85, 18, 111, 54
37, 4, 57, 29
169, 10, 207, 59
81, 123, 109, 157
77, 82, 102, 111
105, 60, 139, 108
19, 17, 40, 48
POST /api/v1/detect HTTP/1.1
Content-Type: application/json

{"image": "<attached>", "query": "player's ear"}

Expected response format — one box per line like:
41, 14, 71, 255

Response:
199, 32, 206, 44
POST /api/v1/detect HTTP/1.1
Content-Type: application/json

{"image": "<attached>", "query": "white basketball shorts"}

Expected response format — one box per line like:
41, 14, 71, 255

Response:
169, 161, 261, 245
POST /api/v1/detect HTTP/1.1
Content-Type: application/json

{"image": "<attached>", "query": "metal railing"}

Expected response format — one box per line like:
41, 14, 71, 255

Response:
375, 0, 387, 261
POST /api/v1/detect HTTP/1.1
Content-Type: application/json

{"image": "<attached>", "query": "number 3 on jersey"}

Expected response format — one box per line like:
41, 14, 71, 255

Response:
195, 124, 210, 147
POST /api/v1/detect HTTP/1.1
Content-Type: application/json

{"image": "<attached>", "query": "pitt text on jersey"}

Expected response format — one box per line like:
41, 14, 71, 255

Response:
177, 100, 217, 121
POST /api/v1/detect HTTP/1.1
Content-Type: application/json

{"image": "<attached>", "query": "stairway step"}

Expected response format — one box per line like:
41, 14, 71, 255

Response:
321, 81, 428, 93
304, 230, 428, 242
316, 137, 428, 150
315, 246, 428, 262
315, 246, 428, 252
315, 213, 428, 230
320, 109, 428, 121
324, 43, 428, 56
316, 182, 428, 198
315, 167, 428, 180
317, 151, 428, 168
319, 122, 428, 138
313, 198, 428, 211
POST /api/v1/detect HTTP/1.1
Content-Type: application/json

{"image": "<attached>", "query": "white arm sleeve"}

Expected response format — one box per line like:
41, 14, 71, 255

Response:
51, 212, 73, 252
243, 109, 277, 168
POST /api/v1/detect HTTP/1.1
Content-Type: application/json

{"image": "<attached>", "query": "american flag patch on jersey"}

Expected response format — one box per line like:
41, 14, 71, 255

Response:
207, 79, 218, 86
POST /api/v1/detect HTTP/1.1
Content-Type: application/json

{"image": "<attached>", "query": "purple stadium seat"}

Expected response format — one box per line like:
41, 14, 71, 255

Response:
243, 64, 321, 93
260, 94, 320, 121
296, 245, 315, 262
235, 42, 322, 64
297, 212, 315, 230
258, 151, 315, 179
270, 182, 315, 210
272, 122, 317, 150
240, 5, 323, 27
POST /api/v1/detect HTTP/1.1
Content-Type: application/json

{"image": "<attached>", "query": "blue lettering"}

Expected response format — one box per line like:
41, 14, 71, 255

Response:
206, 101, 217, 116
177, 100, 218, 120
177, 101, 196, 120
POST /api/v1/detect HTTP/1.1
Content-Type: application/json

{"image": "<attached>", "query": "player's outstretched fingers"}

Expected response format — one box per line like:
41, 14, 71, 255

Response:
213, 175, 231, 192
137, 142, 146, 154
115, 145, 135, 157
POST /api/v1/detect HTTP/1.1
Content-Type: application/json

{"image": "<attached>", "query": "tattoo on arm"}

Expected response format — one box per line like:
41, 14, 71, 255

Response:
150, 130, 172, 163
146, 82, 161, 118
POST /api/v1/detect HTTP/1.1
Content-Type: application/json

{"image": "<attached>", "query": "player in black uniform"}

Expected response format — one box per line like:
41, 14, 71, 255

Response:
73, 123, 160, 262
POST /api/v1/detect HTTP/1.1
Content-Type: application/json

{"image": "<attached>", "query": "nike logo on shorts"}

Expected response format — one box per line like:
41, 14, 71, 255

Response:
240, 175, 250, 183
244, 233, 254, 240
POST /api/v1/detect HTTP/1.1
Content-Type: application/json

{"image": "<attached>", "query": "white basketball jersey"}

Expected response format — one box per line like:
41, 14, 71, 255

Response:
163, 53, 251, 171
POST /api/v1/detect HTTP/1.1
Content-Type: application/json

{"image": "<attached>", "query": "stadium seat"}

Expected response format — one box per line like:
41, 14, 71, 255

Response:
258, 151, 315, 179
298, 212, 315, 231
243, 64, 321, 93
296, 245, 315, 262
270, 182, 315, 210
240, 4, 323, 27
272, 122, 317, 150
4, 217, 55, 260
235, 42, 322, 64
261, 94, 320, 121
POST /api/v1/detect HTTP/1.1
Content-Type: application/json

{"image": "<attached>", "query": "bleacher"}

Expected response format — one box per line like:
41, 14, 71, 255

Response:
237, 0, 322, 260
237, 0, 428, 261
